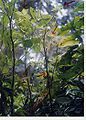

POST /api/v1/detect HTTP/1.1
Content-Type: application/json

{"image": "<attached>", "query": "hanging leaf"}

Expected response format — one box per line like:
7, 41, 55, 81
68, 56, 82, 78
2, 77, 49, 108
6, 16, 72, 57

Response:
30, 7, 36, 19
58, 36, 79, 47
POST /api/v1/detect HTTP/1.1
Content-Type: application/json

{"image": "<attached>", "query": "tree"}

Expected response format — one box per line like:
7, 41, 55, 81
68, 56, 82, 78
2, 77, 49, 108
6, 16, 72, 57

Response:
0, 0, 84, 116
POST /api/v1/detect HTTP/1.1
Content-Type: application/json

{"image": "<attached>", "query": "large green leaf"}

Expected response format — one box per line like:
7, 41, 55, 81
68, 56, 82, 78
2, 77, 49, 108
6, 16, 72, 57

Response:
58, 36, 79, 47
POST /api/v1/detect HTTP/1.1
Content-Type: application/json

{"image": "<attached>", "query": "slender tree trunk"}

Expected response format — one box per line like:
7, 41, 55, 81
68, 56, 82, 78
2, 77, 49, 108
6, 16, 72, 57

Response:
43, 30, 52, 111
24, 49, 32, 105
0, 82, 6, 116
2, 0, 16, 116
9, 18, 15, 116
27, 78, 32, 104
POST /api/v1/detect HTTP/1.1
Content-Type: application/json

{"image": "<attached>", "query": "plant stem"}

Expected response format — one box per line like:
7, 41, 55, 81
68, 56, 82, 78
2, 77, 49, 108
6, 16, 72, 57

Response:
43, 30, 52, 111
9, 18, 15, 116
24, 49, 32, 105
2, 0, 16, 115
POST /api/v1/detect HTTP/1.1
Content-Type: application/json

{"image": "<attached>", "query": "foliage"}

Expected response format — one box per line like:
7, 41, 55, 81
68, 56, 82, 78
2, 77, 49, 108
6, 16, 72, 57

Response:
0, 0, 84, 116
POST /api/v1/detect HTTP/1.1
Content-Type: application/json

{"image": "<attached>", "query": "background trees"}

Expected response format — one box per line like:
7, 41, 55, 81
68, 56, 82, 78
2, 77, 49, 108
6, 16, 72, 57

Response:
0, 0, 84, 116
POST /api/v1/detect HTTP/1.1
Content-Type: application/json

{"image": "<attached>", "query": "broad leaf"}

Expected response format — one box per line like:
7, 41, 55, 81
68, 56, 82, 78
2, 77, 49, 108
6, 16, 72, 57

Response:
58, 36, 79, 47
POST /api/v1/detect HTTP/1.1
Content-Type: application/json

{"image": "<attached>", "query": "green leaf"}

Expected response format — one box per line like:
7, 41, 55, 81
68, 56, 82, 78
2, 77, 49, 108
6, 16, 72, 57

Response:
14, 93, 25, 107
58, 36, 79, 47
15, 9, 33, 34
3, 67, 9, 74
59, 55, 83, 80
14, 108, 26, 116
74, 1, 84, 12
74, 16, 84, 30
23, 39, 33, 48
61, 22, 73, 31
31, 37, 42, 52
1, 14, 9, 26
56, 96, 71, 104
37, 15, 52, 28
0, 0, 4, 10
30, 7, 36, 19
58, 30, 70, 36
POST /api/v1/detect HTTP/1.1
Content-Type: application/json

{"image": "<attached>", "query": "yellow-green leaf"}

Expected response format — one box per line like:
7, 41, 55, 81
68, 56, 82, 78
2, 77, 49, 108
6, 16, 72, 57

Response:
58, 36, 79, 47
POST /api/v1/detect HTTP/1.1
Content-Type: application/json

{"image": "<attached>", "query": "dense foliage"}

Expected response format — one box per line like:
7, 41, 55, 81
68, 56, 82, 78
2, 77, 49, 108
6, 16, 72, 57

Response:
0, 0, 84, 116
